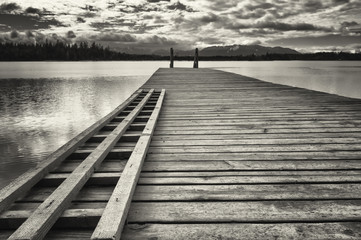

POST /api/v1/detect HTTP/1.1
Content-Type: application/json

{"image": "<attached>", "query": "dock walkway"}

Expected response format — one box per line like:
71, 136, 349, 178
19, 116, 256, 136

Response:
1, 68, 361, 239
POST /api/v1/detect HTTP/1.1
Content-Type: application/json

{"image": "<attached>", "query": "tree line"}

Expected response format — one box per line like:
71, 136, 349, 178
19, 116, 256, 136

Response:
0, 41, 167, 61
1, 41, 360, 61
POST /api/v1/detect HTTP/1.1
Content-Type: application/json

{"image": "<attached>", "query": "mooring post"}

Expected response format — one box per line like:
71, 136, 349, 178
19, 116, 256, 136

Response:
193, 48, 199, 68
170, 48, 174, 68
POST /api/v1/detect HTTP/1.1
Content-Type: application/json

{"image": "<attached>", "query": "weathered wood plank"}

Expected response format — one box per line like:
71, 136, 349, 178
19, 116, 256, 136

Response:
147, 144, 361, 153
121, 222, 361, 240
150, 138, 361, 146
8, 90, 154, 240
141, 160, 361, 171
38, 170, 361, 186
126, 200, 361, 223
0, 90, 142, 214
92, 89, 165, 240
17, 183, 361, 202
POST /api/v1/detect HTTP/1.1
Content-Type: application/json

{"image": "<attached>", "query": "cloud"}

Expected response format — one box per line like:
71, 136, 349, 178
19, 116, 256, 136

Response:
0, 2, 21, 13
25, 7, 41, 15
268, 34, 361, 48
147, 0, 170, 2
303, 0, 324, 12
91, 33, 137, 42
0, 14, 65, 31
340, 21, 361, 33
255, 21, 333, 32
167, 1, 194, 12
76, 17, 86, 23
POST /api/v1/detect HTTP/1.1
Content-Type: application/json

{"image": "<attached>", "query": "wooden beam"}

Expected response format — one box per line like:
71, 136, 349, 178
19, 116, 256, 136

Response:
170, 48, 174, 68
193, 48, 198, 68
0, 90, 142, 214
8, 90, 154, 240
91, 89, 165, 240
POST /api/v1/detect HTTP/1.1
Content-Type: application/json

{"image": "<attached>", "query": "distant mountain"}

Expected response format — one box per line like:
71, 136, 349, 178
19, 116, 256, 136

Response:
198, 45, 300, 56
116, 44, 300, 56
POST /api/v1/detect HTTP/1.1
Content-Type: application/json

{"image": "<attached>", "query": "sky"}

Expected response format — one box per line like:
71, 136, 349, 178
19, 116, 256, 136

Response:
0, 0, 360, 54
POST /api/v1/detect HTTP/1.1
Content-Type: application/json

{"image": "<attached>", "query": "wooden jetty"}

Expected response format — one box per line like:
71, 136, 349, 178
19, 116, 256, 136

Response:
1, 68, 361, 239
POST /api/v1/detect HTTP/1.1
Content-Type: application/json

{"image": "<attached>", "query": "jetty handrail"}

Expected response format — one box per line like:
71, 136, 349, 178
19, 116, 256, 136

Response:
91, 89, 166, 240
8, 90, 155, 240
0, 89, 143, 214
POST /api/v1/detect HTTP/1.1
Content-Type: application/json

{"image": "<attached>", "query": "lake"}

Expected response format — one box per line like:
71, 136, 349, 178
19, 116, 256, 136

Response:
0, 60, 360, 189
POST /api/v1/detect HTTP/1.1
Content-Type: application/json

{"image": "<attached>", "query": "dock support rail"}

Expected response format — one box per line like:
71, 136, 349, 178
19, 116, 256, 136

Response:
8, 90, 156, 240
91, 89, 165, 240
0, 89, 142, 214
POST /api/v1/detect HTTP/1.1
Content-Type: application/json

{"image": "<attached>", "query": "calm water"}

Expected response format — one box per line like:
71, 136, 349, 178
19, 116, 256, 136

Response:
0, 61, 360, 189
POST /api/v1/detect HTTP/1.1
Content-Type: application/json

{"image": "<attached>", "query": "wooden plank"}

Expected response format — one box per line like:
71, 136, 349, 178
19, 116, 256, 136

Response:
38, 170, 361, 186
126, 200, 361, 223
8, 90, 154, 240
145, 151, 361, 161
0, 209, 103, 229
0, 90, 142, 214
147, 144, 361, 153
141, 160, 361, 171
92, 89, 165, 240
18, 183, 361, 202
137, 175, 361, 184
151, 132, 361, 140
122, 222, 361, 240
153, 128, 361, 135
150, 138, 361, 146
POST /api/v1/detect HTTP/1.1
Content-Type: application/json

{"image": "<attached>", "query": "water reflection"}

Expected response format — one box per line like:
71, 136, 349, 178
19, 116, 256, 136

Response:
213, 61, 361, 99
0, 76, 147, 189
1, 60, 361, 189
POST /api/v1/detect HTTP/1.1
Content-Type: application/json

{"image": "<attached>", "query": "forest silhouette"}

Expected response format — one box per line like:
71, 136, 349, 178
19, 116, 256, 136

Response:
1, 41, 360, 61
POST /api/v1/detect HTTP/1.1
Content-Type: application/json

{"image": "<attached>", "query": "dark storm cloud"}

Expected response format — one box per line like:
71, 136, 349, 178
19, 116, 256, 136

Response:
81, 5, 99, 12
0, 14, 65, 31
303, 0, 324, 11
76, 17, 86, 23
255, 21, 333, 32
90, 20, 136, 30
81, 12, 97, 18
245, 2, 275, 11
119, 4, 160, 13
198, 13, 219, 23
147, 0, 170, 2
167, 1, 194, 12
0, 2, 21, 13
25, 7, 42, 15
333, 0, 350, 5
66, 31, 76, 38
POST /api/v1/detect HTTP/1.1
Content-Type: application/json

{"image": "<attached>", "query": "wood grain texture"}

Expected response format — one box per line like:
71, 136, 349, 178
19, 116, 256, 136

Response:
91, 89, 165, 240
123, 68, 361, 239
0, 90, 142, 214
7, 90, 154, 240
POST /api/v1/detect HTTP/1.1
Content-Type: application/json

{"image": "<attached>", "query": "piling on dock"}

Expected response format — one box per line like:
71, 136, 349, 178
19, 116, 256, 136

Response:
169, 48, 174, 68
1, 68, 361, 239
193, 48, 199, 68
